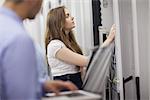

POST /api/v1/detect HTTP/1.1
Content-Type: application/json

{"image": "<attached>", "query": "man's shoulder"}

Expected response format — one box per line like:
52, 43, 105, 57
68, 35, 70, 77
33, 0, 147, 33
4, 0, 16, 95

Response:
0, 30, 32, 51
9, 33, 33, 47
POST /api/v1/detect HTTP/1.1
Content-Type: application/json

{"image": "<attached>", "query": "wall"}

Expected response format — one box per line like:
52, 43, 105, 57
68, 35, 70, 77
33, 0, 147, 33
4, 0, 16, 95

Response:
149, 0, 150, 98
136, 0, 149, 99
0, 0, 4, 5
23, 14, 42, 45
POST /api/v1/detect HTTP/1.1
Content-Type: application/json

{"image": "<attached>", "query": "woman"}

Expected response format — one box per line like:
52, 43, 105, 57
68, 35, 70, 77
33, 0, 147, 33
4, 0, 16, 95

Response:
45, 6, 115, 89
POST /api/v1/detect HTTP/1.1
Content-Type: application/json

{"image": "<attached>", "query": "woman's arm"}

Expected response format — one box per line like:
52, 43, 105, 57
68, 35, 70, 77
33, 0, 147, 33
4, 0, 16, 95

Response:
55, 47, 89, 67
55, 24, 115, 67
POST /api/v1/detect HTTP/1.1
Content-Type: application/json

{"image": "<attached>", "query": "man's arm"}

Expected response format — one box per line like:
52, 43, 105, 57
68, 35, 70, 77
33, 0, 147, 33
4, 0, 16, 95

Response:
3, 34, 40, 99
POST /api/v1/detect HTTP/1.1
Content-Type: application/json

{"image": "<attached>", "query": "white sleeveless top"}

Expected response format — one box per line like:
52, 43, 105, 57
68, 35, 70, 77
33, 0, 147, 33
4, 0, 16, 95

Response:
47, 40, 79, 76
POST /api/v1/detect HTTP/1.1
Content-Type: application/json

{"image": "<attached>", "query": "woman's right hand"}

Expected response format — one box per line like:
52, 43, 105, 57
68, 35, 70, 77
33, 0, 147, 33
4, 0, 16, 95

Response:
101, 24, 116, 48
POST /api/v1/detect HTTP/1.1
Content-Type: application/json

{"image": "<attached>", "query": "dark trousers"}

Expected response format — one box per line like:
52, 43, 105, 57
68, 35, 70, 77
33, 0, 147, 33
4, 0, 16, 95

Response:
54, 72, 83, 89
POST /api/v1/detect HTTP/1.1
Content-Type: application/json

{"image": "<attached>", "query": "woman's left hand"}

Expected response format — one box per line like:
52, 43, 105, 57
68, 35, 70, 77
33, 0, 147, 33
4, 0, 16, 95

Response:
107, 24, 116, 43
101, 24, 116, 48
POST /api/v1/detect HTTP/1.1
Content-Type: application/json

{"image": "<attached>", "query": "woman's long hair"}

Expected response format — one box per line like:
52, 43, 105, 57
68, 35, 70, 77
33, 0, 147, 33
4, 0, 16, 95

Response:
45, 6, 83, 58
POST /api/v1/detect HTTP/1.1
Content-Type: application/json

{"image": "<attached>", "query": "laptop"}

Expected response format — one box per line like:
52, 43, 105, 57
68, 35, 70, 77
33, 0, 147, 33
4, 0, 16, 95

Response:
42, 42, 114, 100
43, 90, 101, 100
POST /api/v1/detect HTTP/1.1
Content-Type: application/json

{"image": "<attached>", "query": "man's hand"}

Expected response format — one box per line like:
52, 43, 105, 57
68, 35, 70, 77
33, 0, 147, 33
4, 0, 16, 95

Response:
43, 80, 78, 95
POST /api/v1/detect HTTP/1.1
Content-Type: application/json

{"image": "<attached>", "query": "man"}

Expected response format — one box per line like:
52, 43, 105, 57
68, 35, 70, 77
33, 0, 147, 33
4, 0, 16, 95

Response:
0, 0, 77, 99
